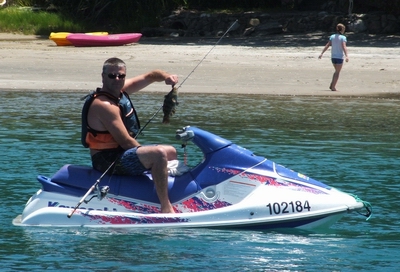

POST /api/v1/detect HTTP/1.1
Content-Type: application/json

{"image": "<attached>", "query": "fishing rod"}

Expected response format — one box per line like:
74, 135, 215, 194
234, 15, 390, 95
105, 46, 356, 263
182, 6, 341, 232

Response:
67, 160, 115, 218
134, 104, 163, 138
67, 20, 238, 218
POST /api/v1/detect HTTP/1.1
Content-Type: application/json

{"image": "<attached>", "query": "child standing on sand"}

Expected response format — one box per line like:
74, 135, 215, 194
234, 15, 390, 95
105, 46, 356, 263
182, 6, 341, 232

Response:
318, 23, 349, 91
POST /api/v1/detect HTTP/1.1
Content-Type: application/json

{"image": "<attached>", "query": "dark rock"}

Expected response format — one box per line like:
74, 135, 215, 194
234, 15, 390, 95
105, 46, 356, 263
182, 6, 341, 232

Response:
146, 10, 400, 38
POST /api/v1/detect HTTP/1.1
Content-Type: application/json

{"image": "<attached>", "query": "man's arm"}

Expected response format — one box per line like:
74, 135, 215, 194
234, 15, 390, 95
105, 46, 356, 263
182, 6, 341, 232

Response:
122, 69, 178, 94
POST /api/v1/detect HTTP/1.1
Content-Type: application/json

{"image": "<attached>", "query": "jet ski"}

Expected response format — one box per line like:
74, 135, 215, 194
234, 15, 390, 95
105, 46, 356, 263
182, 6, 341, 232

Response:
13, 126, 371, 230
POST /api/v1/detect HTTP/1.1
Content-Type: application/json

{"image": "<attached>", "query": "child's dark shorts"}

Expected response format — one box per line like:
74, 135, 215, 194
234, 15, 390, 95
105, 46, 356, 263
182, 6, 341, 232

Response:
331, 58, 344, 64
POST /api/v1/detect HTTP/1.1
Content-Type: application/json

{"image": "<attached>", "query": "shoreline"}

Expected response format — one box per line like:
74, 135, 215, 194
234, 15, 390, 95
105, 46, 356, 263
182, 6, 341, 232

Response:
1, 33, 399, 98
2, 88, 399, 100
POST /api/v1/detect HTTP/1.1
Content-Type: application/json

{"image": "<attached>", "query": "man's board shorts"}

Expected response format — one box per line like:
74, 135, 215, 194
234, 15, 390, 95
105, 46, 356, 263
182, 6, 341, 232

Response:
331, 58, 344, 64
91, 147, 148, 175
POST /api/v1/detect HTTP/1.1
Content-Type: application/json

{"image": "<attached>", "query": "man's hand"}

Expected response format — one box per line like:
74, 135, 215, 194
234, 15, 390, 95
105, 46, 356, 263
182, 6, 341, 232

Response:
165, 74, 178, 86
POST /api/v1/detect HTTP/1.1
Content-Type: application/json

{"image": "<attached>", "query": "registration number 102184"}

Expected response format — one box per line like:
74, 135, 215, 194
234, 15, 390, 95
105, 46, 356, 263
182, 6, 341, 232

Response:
266, 201, 311, 215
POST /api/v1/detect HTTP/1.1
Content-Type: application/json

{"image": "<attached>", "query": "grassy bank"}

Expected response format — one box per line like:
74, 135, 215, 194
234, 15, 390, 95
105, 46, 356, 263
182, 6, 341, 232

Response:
0, 7, 88, 35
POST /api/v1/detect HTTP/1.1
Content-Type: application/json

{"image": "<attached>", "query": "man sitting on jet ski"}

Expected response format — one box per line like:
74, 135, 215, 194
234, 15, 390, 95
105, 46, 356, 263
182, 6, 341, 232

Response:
81, 57, 178, 213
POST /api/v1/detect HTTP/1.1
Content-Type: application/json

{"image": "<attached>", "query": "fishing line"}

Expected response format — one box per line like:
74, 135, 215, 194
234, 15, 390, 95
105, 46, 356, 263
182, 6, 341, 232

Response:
176, 19, 238, 90
137, 19, 238, 133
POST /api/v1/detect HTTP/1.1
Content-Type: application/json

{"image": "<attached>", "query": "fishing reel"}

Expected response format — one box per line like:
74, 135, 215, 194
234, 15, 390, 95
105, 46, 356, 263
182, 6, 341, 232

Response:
83, 185, 110, 204
97, 185, 110, 200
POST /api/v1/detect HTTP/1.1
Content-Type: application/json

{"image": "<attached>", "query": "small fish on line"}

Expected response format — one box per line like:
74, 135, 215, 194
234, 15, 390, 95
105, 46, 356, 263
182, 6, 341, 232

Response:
162, 87, 179, 124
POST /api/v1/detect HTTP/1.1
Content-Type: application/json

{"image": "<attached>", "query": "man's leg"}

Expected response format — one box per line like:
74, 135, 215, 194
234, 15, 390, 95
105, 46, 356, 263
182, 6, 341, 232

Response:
137, 145, 176, 213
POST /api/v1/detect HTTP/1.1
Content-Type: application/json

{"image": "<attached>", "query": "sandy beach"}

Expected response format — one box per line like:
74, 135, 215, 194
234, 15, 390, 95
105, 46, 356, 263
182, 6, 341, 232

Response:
0, 32, 399, 97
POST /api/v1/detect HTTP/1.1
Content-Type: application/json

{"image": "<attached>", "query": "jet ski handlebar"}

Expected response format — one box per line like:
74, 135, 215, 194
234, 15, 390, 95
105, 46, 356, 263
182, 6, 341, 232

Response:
175, 127, 194, 141
175, 126, 232, 155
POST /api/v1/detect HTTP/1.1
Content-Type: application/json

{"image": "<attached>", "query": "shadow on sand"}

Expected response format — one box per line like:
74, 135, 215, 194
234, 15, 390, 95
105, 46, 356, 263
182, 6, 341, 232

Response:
139, 32, 400, 48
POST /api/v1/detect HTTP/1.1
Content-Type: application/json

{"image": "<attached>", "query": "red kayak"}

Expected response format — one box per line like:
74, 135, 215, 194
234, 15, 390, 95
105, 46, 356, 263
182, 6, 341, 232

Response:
66, 33, 142, 47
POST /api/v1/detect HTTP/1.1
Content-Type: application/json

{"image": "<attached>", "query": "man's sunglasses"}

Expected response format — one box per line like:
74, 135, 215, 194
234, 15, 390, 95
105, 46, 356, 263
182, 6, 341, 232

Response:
107, 73, 126, 79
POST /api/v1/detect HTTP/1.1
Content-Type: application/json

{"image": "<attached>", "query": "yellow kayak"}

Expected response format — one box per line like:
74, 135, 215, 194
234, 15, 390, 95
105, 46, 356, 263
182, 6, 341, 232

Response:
49, 32, 108, 46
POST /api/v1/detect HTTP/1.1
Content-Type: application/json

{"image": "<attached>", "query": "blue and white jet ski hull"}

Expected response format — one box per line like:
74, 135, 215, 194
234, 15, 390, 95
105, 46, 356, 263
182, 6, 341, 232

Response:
13, 126, 371, 230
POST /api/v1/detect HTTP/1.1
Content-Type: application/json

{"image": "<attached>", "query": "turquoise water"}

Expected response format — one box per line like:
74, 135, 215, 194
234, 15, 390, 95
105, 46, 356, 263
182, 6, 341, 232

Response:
1, 91, 399, 271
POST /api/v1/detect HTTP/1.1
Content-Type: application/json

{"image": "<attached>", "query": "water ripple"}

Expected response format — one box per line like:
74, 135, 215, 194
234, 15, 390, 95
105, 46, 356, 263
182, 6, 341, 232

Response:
1, 91, 399, 271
